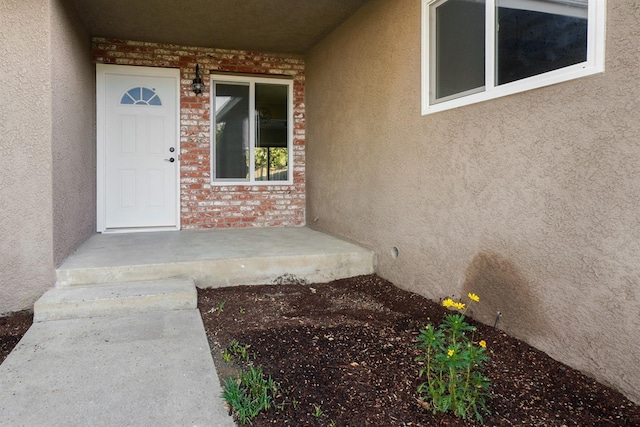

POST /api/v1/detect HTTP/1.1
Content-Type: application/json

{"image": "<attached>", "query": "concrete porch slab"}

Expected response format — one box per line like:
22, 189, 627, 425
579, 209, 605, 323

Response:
34, 277, 197, 322
56, 227, 374, 288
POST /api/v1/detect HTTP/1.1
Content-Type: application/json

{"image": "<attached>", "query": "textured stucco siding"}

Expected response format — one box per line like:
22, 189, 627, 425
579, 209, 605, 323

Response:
0, 0, 94, 314
51, 0, 95, 266
306, 0, 640, 403
0, 0, 56, 314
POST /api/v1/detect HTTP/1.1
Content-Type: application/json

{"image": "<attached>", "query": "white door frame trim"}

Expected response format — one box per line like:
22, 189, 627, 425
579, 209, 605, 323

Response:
96, 64, 181, 233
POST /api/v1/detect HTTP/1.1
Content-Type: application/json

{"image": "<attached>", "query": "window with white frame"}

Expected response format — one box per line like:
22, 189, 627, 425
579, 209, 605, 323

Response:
421, 0, 606, 114
211, 75, 293, 184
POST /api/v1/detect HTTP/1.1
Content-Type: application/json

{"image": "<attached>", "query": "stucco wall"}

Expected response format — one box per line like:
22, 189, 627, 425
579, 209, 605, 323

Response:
0, 0, 56, 314
306, 0, 640, 403
51, 0, 96, 266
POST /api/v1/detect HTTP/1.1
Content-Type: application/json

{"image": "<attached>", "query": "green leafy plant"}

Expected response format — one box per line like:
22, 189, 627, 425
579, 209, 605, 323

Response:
223, 340, 251, 363
311, 403, 323, 419
416, 293, 491, 423
208, 300, 226, 315
223, 366, 278, 425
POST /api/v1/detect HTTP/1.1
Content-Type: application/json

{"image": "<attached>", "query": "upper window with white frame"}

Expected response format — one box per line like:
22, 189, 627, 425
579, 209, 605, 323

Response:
421, 0, 606, 115
211, 75, 293, 185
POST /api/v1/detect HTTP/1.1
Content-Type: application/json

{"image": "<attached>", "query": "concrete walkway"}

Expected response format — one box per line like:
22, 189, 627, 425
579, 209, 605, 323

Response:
0, 227, 374, 426
0, 309, 235, 426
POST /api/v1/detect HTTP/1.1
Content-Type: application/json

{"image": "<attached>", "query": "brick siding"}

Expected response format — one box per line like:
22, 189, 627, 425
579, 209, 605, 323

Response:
93, 38, 305, 228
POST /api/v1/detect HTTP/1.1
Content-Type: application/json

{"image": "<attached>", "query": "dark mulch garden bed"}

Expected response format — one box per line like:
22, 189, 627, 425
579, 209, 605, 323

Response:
198, 274, 639, 426
0, 310, 32, 365
1, 275, 638, 425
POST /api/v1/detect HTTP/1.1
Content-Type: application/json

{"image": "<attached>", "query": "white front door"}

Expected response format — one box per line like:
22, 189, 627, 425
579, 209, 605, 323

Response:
96, 65, 180, 232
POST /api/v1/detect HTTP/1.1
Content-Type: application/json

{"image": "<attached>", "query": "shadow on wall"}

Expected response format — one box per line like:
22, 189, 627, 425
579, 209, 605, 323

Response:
462, 251, 549, 340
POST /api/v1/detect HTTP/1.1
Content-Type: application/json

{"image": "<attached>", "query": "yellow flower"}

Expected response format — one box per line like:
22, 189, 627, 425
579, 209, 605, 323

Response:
425, 325, 429, 330
442, 298, 455, 308
453, 302, 466, 310
447, 349, 455, 357
479, 340, 487, 348
468, 293, 480, 302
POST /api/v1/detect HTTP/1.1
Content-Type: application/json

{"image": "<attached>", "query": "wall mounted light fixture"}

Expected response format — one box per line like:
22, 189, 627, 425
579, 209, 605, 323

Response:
191, 64, 204, 95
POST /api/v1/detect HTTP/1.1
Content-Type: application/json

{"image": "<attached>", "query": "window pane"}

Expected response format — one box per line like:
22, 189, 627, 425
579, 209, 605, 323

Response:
432, 0, 486, 101
142, 87, 155, 102
255, 83, 289, 181
496, 0, 588, 85
148, 95, 161, 106
214, 83, 249, 180
254, 147, 268, 181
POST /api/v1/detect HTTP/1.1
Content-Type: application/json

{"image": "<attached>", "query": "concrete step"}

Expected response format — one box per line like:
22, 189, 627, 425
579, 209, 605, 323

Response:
33, 277, 197, 322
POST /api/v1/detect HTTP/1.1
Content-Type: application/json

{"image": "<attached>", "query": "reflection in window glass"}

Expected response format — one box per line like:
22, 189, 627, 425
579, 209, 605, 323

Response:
497, 0, 588, 85
255, 147, 289, 181
214, 83, 250, 180
432, 0, 486, 102
255, 84, 288, 181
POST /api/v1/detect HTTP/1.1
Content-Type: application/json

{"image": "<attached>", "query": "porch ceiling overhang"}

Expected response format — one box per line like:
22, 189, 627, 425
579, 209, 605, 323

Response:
69, 0, 370, 55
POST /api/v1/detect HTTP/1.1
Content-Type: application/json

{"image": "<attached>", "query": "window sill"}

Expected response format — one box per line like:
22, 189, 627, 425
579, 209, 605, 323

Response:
422, 62, 604, 116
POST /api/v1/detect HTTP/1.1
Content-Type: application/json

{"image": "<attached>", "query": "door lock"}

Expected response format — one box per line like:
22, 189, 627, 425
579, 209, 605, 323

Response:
169, 147, 175, 152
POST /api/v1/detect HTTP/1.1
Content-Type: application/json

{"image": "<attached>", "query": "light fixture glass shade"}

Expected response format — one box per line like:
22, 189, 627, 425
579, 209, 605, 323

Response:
191, 79, 204, 94
191, 64, 204, 94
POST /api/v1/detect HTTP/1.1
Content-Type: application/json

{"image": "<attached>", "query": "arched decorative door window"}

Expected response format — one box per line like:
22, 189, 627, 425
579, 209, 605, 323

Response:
120, 87, 162, 106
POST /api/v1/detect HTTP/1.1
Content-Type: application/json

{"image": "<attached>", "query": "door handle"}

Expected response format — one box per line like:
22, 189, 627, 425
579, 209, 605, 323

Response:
164, 157, 175, 163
